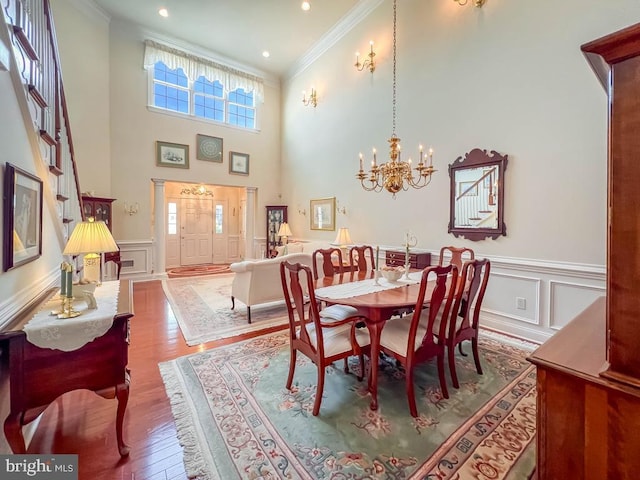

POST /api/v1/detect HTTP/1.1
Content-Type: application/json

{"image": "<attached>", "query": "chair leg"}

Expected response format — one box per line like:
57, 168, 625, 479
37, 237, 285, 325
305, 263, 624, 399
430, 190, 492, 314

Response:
286, 349, 297, 390
448, 344, 460, 389
231, 296, 235, 309
471, 337, 483, 375
313, 366, 325, 416
247, 306, 251, 324
458, 342, 468, 356
406, 366, 418, 417
344, 357, 350, 374
438, 353, 449, 399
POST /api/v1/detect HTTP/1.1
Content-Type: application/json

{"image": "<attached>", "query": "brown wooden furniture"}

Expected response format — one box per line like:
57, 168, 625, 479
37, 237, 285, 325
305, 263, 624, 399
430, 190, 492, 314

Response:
378, 265, 458, 416
315, 270, 439, 410
266, 205, 287, 258
442, 258, 490, 389
528, 23, 640, 480
438, 246, 475, 271
280, 261, 369, 416
386, 249, 431, 269
349, 245, 375, 272
0, 280, 133, 457
81, 195, 121, 279
312, 247, 344, 279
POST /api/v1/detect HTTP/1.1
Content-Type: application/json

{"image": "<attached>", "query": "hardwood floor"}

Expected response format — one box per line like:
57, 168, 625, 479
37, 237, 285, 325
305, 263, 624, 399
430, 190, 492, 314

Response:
25, 280, 287, 479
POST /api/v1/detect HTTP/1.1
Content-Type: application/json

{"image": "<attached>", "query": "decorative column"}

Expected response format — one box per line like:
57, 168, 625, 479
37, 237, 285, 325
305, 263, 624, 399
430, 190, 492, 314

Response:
152, 179, 166, 276
245, 187, 257, 259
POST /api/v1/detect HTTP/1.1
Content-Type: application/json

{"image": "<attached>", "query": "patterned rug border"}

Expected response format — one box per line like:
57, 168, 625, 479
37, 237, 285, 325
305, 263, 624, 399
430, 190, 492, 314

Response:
161, 273, 289, 345
159, 331, 536, 480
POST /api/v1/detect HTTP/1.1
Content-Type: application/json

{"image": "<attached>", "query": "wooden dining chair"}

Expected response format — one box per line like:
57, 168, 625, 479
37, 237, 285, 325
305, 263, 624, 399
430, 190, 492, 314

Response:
438, 246, 475, 271
312, 248, 343, 279
349, 245, 375, 272
280, 260, 370, 416
443, 258, 491, 389
378, 264, 459, 417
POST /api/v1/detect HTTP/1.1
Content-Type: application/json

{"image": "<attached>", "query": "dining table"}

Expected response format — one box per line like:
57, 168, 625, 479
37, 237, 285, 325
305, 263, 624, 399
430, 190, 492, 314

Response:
314, 269, 438, 411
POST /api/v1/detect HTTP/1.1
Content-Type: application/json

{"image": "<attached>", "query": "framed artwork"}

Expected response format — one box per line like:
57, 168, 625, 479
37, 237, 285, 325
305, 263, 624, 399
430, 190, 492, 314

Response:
156, 141, 189, 169
310, 197, 336, 231
3, 163, 43, 271
229, 151, 250, 175
196, 134, 223, 162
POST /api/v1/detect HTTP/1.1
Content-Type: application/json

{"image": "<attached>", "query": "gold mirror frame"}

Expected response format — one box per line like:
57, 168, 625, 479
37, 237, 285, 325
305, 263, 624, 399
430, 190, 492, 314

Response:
448, 149, 508, 241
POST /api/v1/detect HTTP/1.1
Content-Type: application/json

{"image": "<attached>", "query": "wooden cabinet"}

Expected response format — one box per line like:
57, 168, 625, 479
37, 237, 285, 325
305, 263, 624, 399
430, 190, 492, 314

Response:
385, 250, 431, 269
528, 23, 640, 480
266, 205, 287, 258
81, 195, 121, 278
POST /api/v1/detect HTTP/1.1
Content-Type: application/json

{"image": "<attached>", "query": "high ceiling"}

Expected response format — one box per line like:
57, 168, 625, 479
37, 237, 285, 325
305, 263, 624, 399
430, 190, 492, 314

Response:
90, 0, 362, 78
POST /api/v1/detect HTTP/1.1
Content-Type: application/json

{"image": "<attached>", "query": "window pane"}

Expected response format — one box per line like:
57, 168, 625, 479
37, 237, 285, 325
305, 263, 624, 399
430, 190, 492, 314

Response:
215, 205, 223, 234
168, 203, 177, 213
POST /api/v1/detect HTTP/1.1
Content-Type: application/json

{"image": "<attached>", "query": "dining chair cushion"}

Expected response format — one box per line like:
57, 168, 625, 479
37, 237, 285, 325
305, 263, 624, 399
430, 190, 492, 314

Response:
297, 322, 371, 357
379, 316, 429, 357
319, 304, 361, 323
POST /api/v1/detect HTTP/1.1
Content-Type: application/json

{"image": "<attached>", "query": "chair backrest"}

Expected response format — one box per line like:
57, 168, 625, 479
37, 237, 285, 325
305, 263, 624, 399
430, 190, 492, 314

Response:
349, 245, 375, 272
312, 248, 343, 279
438, 246, 475, 271
407, 264, 459, 354
280, 260, 324, 355
449, 259, 491, 337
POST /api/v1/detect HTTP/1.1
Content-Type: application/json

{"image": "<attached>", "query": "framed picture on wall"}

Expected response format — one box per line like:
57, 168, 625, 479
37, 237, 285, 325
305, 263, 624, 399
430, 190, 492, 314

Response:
3, 163, 43, 271
156, 141, 189, 169
310, 197, 336, 231
229, 151, 250, 175
196, 134, 223, 162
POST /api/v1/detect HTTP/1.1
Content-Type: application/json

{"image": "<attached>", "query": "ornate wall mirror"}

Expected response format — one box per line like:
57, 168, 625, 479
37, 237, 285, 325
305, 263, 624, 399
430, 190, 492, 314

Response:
448, 148, 508, 241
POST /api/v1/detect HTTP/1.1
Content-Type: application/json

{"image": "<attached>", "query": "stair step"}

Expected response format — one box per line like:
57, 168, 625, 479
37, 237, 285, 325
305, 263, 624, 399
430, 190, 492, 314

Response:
469, 217, 481, 221
57, 194, 69, 202
49, 165, 63, 176
28, 85, 47, 108
478, 210, 492, 213
62, 218, 73, 224
40, 129, 56, 146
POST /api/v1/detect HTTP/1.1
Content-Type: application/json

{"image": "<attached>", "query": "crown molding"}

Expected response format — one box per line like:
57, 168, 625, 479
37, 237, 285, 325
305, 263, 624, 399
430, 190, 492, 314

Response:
63, 0, 111, 25
284, 0, 385, 83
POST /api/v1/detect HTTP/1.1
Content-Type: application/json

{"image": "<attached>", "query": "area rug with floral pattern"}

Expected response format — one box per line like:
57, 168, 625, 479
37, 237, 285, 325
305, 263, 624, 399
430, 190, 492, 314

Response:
161, 273, 288, 345
159, 331, 537, 479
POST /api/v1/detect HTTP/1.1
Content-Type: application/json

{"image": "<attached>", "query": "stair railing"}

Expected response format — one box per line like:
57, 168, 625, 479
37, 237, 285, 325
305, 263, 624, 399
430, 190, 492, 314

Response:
455, 167, 496, 226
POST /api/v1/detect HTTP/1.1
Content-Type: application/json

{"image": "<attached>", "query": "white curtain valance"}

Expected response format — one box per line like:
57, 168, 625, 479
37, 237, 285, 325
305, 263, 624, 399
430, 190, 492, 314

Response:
143, 40, 264, 102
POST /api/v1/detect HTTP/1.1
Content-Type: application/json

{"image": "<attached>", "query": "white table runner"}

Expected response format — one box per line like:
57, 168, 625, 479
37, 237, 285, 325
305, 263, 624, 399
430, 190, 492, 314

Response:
23, 281, 120, 352
315, 271, 423, 299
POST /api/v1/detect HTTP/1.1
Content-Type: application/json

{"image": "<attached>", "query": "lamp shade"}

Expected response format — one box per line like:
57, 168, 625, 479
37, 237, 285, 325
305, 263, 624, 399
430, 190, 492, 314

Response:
63, 217, 119, 255
277, 222, 292, 237
334, 227, 352, 246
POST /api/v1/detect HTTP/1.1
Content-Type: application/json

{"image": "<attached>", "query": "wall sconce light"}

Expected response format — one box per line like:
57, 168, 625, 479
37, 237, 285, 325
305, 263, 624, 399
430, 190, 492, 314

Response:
336, 200, 347, 215
454, 0, 486, 6
302, 87, 318, 107
298, 207, 307, 216
355, 40, 376, 73
124, 202, 139, 215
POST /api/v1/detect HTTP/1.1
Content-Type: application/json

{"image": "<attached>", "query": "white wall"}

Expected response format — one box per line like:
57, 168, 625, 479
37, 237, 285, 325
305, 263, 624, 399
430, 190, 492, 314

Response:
106, 21, 283, 244
279, 0, 640, 339
50, 0, 111, 197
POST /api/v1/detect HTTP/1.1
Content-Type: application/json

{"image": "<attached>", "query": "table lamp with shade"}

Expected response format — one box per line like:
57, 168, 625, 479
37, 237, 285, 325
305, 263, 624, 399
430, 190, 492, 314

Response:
277, 222, 293, 255
63, 217, 119, 284
334, 227, 353, 258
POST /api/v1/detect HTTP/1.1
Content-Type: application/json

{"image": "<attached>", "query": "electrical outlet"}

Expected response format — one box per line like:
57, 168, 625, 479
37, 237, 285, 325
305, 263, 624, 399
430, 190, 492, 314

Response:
516, 297, 526, 310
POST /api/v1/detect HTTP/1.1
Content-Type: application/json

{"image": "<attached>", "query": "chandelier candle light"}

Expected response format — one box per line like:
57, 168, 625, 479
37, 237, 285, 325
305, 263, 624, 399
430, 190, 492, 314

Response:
356, 0, 436, 197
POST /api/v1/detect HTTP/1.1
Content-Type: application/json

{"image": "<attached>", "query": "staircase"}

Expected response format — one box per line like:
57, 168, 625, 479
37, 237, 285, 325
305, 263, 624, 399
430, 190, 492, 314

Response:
2, 0, 83, 243
455, 167, 498, 228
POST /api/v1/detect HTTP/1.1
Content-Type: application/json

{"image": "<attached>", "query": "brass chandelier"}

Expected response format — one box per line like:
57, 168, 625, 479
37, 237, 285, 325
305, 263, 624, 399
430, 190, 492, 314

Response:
356, 0, 436, 197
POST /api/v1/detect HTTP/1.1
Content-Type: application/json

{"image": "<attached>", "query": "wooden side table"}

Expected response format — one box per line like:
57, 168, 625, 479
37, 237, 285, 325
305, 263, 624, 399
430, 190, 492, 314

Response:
0, 280, 133, 457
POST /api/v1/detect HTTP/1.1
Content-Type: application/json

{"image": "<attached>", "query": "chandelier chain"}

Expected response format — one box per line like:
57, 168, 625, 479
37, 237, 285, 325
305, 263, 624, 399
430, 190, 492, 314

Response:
392, 0, 397, 136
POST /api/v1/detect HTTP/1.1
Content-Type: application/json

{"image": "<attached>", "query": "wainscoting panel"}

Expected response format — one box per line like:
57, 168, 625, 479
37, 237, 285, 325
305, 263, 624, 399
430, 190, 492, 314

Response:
482, 272, 541, 325
548, 280, 606, 331
118, 240, 154, 281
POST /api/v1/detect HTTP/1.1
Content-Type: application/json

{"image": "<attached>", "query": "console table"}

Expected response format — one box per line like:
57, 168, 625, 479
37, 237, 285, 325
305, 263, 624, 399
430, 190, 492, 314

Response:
0, 280, 133, 456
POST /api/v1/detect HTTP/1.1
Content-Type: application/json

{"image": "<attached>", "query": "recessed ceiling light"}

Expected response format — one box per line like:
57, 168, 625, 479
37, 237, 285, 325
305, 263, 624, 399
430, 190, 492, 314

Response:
301, 1, 311, 11
262, 51, 270, 58
158, 8, 169, 18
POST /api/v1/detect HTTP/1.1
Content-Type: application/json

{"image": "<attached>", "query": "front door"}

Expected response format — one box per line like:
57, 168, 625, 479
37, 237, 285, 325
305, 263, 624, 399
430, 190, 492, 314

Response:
180, 198, 213, 265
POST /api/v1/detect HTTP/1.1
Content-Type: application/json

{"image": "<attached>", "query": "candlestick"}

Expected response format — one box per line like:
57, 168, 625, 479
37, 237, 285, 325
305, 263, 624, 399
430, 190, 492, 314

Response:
375, 245, 380, 270
65, 264, 73, 297
428, 147, 433, 167
359, 153, 363, 171
60, 262, 67, 296
373, 148, 377, 166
